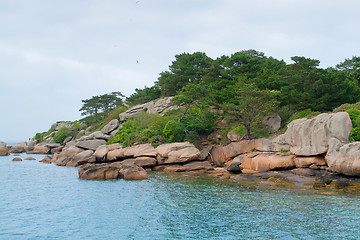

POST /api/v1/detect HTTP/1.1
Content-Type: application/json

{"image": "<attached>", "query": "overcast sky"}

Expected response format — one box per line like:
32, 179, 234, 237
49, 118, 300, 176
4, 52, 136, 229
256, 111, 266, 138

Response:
1, 0, 360, 143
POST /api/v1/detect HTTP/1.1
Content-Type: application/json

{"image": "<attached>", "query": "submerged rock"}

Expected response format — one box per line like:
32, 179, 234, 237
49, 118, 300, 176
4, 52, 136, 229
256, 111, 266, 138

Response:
12, 157, 22, 161
40, 156, 52, 164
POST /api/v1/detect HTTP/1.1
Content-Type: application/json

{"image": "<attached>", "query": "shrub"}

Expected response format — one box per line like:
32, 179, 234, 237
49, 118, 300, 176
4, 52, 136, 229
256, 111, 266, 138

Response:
53, 127, 70, 144
349, 127, 360, 141
163, 120, 185, 142
34, 132, 47, 144
108, 113, 172, 147
231, 125, 246, 137
346, 109, 360, 126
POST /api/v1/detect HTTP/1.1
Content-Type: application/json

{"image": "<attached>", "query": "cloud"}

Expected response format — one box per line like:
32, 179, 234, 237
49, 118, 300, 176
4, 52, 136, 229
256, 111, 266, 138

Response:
1, 0, 360, 142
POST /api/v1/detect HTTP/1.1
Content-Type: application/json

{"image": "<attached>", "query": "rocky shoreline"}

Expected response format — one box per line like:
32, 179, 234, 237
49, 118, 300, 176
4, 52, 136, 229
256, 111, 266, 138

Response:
1, 111, 360, 189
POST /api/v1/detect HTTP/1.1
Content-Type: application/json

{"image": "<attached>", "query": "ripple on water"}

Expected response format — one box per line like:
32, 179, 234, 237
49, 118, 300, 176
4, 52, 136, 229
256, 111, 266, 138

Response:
0, 154, 359, 239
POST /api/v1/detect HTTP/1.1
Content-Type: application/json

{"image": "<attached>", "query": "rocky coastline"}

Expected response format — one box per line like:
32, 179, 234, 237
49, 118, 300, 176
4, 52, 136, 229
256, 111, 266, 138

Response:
1, 110, 360, 189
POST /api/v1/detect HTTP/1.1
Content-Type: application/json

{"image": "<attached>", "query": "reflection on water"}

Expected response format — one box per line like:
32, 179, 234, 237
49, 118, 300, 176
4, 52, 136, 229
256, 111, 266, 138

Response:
0, 153, 359, 239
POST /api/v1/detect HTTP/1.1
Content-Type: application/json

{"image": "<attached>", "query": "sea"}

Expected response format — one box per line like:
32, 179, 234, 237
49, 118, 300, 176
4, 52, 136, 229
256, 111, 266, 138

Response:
0, 153, 359, 240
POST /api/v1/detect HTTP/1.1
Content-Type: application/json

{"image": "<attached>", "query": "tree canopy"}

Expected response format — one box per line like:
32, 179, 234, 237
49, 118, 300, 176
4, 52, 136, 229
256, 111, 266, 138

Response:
79, 92, 124, 122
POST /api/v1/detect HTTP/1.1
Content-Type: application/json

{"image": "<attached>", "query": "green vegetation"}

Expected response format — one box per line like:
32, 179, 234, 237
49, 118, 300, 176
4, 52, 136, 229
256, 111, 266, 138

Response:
108, 106, 217, 147
346, 109, 360, 141
107, 113, 170, 147
126, 86, 161, 106
35, 50, 360, 146
80, 92, 124, 123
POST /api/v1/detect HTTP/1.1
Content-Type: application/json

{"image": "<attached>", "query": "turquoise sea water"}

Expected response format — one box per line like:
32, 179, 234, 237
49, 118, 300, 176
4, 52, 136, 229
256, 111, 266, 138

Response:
1, 153, 359, 240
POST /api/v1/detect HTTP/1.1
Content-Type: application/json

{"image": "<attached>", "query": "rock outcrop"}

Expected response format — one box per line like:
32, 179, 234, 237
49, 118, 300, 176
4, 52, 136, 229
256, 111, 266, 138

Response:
52, 147, 83, 166
262, 113, 281, 133
40, 156, 52, 164
238, 152, 296, 172
0, 147, 9, 156
76, 139, 106, 151
66, 150, 95, 167
10, 142, 27, 153
119, 97, 179, 122
279, 112, 352, 156
0, 141, 6, 147
101, 119, 119, 134
78, 164, 148, 180
326, 142, 360, 176
27, 145, 50, 154
156, 142, 201, 164
210, 140, 257, 166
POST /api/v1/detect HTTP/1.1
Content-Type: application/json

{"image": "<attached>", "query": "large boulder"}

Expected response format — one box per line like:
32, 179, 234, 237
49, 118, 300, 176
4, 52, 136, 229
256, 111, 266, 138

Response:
262, 113, 281, 133
120, 157, 157, 168
76, 139, 106, 151
146, 97, 179, 115
27, 145, 50, 154
123, 144, 158, 158
0, 141, 6, 147
326, 142, 360, 176
66, 150, 95, 167
52, 147, 83, 166
119, 97, 178, 122
156, 142, 200, 164
107, 148, 125, 161
239, 152, 295, 172
280, 112, 352, 156
25, 141, 36, 152
0, 147, 9, 156
156, 142, 196, 157
78, 164, 148, 180
210, 140, 257, 166
94, 145, 109, 161
119, 164, 148, 180
89, 131, 111, 141
101, 119, 119, 134
94, 143, 122, 162
294, 156, 326, 168
119, 103, 148, 122
79, 165, 122, 180
10, 142, 27, 153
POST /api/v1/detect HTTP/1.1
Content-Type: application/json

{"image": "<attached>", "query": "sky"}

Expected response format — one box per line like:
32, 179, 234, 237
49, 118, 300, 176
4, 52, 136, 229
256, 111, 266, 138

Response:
1, 0, 360, 143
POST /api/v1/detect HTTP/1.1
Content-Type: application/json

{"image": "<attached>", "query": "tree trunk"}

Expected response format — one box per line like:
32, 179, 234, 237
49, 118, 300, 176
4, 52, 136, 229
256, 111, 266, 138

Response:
244, 123, 251, 140
178, 101, 192, 123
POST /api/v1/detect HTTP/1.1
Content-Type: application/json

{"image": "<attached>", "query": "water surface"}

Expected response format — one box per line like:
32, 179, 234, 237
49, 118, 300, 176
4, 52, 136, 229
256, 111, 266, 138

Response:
1, 153, 359, 239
